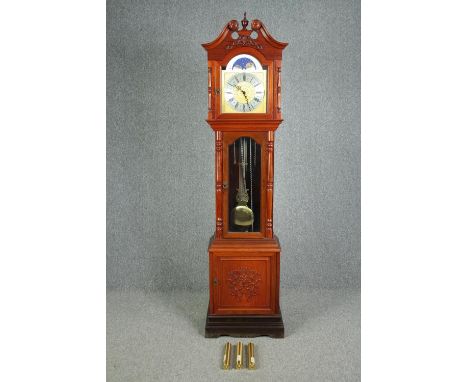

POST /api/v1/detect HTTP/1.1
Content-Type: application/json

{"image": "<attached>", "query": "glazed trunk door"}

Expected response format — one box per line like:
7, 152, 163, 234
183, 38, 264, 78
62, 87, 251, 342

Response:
212, 252, 276, 315
222, 132, 267, 239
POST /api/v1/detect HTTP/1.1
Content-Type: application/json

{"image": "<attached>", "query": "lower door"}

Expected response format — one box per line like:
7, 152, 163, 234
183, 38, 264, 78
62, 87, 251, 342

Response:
212, 252, 276, 315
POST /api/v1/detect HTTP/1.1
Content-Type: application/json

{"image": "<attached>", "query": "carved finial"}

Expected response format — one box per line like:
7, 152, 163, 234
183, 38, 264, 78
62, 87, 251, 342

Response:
228, 19, 239, 31
251, 19, 261, 31
241, 12, 248, 30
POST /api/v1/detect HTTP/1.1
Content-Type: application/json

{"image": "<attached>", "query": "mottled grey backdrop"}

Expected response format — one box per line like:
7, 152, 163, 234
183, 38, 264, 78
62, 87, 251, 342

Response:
107, 0, 360, 290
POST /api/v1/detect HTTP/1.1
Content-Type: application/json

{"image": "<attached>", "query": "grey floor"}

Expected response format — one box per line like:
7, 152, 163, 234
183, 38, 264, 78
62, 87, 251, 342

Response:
107, 288, 360, 381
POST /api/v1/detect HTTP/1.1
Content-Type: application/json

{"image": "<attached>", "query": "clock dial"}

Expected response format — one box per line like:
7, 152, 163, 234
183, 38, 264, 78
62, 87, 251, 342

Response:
222, 71, 266, 113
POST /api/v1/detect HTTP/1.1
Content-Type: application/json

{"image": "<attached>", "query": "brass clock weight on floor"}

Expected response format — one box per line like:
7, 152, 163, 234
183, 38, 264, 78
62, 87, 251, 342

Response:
235, 341, 243, 369
222, 341, 256, 370
247, 342, 256, 369
203, 13, 287, 339
223, 342, 232, 370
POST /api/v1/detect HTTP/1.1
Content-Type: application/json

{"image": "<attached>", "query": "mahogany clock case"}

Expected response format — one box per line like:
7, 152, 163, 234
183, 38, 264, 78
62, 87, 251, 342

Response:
203, 15, 287, 338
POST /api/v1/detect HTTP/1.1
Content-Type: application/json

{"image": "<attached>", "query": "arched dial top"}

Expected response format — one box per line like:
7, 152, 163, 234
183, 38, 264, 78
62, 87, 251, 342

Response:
226, 54, 262, 72
222, 54, 267, 114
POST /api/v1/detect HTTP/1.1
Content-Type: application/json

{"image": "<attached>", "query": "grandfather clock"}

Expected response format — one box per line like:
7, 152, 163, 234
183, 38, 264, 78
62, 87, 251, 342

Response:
203, 13, 287, 338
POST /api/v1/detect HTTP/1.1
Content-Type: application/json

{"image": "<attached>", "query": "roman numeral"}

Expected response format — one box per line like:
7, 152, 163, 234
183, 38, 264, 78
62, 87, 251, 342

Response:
243, 73, 246, 81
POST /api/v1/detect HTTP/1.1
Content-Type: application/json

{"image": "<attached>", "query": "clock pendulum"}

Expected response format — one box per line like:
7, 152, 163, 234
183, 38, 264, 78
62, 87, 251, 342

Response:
232, 138, 254, 228
203, 13, 287, 338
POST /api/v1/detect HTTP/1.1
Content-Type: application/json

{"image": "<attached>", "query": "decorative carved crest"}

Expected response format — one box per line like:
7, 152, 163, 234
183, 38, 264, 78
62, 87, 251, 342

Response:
225, 13, 263, 50
202, 13, 287, 60
228, 268, 261, 301
226, 35, 263, 50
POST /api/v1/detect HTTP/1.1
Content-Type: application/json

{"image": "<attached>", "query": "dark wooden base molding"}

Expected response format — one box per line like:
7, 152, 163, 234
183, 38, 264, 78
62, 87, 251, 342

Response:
205, 307, 284, 338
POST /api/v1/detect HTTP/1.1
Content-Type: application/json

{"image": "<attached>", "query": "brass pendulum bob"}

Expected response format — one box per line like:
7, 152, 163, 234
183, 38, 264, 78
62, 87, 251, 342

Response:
232, 138, 254, 227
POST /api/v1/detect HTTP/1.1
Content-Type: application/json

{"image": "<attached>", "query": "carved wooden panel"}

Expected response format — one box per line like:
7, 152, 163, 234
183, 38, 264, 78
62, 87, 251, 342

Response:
225, 35, 263, 50
212, 252, 276, 315
228, 268, 261, 301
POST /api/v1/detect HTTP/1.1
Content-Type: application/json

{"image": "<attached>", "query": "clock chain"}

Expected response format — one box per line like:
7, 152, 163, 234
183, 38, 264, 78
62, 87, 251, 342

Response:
249, 138, 253, 231
232, 137, 255, 231
253, 142, 256, 167
239, 139, 242, 179
233, 140, 236, 164
243, 138, 247, 185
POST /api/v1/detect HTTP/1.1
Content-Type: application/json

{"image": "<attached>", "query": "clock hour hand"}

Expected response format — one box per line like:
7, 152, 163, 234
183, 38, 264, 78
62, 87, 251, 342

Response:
233, 84, 243, 93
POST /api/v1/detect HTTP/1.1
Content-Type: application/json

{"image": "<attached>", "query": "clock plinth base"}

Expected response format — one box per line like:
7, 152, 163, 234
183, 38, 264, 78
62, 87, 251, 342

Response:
204, 308, 284, 338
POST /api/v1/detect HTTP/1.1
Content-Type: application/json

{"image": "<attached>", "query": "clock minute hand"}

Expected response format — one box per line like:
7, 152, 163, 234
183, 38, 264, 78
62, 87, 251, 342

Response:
232, 84, 249, 104
234, 85, 249, 102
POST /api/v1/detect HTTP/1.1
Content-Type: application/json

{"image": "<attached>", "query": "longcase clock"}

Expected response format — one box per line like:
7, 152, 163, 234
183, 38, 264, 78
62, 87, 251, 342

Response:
202, 13, 287, 338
